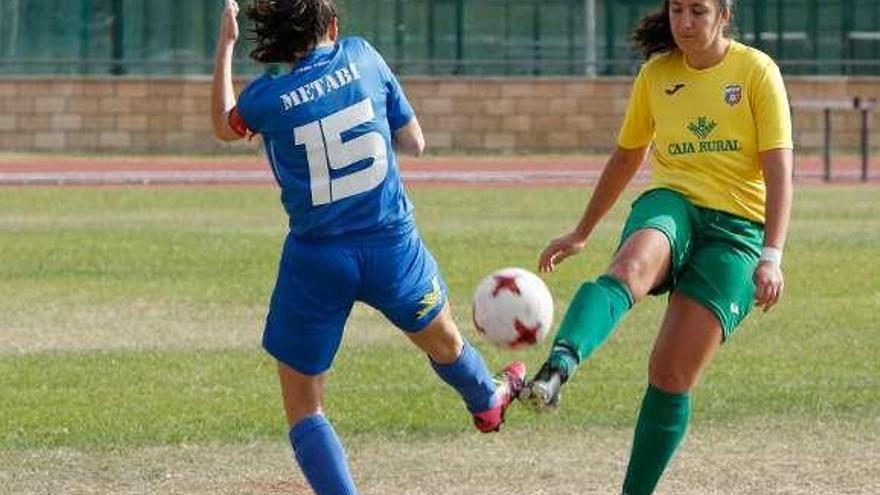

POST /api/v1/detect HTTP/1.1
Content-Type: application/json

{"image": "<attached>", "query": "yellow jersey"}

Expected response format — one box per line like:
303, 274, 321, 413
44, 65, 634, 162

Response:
617, 41, 793, 223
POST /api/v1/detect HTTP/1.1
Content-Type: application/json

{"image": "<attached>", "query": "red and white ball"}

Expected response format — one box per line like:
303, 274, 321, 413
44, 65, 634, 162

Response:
472, 267, 554, 349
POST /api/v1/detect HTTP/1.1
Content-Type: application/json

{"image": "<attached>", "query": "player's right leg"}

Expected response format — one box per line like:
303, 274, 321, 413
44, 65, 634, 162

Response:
523, 189, 689, 411
522, 230, 665, 409
406, 303, 526, 432
358, 228, 524, 432
262, 234, 359, 495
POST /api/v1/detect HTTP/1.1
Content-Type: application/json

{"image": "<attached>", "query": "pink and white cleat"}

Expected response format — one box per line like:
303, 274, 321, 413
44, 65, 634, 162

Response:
472, 361, 526, 433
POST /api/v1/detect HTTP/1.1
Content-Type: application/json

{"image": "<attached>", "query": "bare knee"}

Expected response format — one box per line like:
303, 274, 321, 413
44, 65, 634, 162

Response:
607, 257, 654, 302
408, 306, 464, 364
424, 326, 462, 364
278, 363, 324, 427
648, 359, 699, 394
607, 230, 670, 302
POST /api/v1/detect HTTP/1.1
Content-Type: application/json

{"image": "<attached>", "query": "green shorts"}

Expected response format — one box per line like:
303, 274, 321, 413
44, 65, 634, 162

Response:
620, 188, 764, 338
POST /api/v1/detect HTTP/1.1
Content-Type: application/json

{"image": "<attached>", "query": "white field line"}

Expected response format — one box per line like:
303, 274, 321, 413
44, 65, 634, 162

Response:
0, 169, 864, 186
0, 169, 654, 186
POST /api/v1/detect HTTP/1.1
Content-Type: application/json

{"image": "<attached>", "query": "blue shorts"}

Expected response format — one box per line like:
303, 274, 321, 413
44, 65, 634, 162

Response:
262, 227, 448, 375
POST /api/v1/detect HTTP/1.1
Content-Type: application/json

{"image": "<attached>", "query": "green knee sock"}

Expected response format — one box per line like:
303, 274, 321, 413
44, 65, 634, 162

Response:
621, 385, 691, 495
549, 275, 634, 378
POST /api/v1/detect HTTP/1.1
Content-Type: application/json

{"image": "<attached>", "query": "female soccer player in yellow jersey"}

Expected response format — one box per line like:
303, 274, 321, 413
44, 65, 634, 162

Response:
520, 0, 792, 493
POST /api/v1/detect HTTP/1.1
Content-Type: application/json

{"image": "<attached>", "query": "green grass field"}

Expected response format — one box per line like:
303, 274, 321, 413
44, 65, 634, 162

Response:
1, 185, 878, 494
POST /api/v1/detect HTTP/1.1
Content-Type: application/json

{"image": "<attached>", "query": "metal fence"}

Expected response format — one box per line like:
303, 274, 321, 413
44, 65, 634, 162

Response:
1, 0, 878, 77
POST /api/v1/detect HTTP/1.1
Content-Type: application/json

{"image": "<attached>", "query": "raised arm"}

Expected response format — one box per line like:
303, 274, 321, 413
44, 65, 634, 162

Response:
211, 0, 243, 142
538, 145, 650, 272
753, 147, 793, 312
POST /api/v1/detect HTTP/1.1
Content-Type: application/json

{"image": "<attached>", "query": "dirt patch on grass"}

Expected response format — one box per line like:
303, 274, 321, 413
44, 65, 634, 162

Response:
0, 303, 404, 355
2, 420, 877, 495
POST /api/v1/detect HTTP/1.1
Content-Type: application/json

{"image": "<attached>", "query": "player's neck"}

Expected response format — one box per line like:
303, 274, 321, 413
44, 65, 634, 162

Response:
683, 37, 731, 70
315, 31, 337, 50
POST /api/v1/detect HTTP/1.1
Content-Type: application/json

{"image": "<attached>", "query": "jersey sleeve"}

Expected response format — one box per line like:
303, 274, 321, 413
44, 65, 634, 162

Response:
227, 107, 252, 138
751, 61, 793, 151
362, 39, 415, 131
617, 65, 655, 149
384, 67, 415, 131
235, 74, 270, 133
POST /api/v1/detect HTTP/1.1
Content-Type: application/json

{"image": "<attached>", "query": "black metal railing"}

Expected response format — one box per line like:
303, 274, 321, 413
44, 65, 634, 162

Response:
1, 0, 878, 77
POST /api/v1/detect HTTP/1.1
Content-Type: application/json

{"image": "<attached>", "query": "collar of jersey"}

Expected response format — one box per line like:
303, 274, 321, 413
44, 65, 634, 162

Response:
682, 40, 737, 75
291, 43, 338, 73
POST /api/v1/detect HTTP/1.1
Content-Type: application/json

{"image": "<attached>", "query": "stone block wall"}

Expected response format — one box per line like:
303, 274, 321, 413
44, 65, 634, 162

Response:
0, 76, 877, 154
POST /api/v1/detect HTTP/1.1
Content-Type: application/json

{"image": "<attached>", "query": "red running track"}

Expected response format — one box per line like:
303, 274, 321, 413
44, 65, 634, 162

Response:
0, 154, 875, 186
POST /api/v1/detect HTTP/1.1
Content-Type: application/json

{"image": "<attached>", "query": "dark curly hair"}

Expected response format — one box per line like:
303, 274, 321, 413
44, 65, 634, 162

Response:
632, 0, 734, 59
246, 0, 339, 64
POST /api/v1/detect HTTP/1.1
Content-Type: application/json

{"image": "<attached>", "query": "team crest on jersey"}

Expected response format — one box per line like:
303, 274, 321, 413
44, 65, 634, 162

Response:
723, 84, 743, 106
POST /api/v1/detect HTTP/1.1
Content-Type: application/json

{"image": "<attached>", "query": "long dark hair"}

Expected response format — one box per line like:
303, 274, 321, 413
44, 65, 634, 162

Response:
632, 0, 735, 59
246, 0, 339, 64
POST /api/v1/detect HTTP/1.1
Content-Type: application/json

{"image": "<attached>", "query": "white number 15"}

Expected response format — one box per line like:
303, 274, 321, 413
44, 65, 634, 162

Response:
293, 98, 388, 206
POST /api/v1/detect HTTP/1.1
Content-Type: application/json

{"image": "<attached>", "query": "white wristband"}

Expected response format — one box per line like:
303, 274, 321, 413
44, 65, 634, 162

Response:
759, 247, 783, 267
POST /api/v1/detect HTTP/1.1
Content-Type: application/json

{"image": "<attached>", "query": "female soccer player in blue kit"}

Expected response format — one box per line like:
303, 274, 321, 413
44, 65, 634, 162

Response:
210, 1, 524, 493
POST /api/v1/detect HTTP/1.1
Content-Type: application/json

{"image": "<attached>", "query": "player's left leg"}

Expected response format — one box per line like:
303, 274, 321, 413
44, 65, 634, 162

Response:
278, 363, 358, 495
622, 208, 762, 494
621, 292, 722, 495
262, 233, 360, 494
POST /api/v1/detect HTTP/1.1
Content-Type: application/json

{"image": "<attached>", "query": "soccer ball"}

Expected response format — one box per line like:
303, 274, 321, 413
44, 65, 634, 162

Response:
472, 267, 554, 349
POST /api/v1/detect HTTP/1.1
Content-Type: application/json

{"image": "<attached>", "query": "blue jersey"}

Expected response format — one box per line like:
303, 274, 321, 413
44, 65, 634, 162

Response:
237, 37, 415, 240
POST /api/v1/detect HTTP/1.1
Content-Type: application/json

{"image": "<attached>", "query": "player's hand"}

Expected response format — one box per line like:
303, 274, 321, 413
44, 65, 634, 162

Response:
538, 231, 588, 273
753, 261, 784, 312
219, 0, 240, 45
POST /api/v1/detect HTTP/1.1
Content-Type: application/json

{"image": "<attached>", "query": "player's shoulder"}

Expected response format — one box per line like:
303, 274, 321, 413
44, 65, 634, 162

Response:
729, 40, 779, 71
339, 36, 391, 78
635, 50, 679, 80
237, 68, 290, 121
338, 36, 375, 56
240, 70, 281, 101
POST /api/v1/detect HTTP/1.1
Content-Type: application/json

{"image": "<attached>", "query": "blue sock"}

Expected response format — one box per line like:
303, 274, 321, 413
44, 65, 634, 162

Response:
289, 414, 358, 495
430, 341, 496, 413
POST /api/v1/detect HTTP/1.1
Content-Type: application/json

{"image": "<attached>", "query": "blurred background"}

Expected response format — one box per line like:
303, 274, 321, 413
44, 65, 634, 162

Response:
0, 0, 876, 167
1, 0, 878, 77
2, 4, 879, 494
